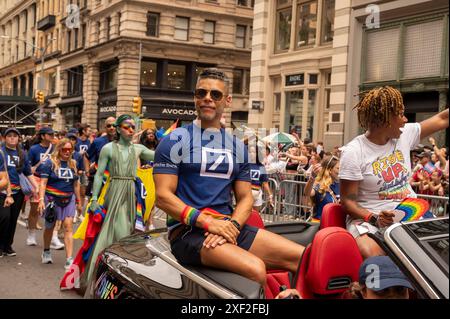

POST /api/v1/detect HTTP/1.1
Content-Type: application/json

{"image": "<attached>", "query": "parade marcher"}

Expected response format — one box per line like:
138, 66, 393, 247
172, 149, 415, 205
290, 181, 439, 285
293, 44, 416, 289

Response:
276, 256, 414, 299
26, 127, 65, 249
0, 128, 39, 257
0, 152, 12, 257
154, 68, 304, 286
248, 144, 273, 212
85, 117, 116, 197
138, 128, 159, 168
68, 132, 87, 222
303, 155, 340, 221
339, 86, 449, 259
37, 139, 82, 268
79, 114, 155, 294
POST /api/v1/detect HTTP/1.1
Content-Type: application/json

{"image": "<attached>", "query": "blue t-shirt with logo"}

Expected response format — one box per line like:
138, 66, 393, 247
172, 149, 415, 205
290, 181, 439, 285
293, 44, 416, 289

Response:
73, 152, 85, 172
40, 160, 79, 197
2, 146, 32, 194
87, 136, 109, 164
153, 123, 250, 231
75, 138, 91, 154
313, 182, 340, 219
28, 144, 54, 176
249, 163, 268, 190
0, 153, 4, 172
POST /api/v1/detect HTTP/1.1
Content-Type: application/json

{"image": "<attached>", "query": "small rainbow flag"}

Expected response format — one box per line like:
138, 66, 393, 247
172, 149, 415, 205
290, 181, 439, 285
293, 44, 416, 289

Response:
94, 163, 110, 181
162, 119, 179, 137
394, 198, 430, 222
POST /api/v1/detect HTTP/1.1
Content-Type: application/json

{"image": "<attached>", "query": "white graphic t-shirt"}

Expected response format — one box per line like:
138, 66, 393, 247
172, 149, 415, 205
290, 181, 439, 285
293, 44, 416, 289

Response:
339, 123, 421, 218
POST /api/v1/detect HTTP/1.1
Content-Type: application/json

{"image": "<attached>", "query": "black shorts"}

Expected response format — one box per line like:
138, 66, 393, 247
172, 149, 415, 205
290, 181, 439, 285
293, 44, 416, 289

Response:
170, 225, 259, 266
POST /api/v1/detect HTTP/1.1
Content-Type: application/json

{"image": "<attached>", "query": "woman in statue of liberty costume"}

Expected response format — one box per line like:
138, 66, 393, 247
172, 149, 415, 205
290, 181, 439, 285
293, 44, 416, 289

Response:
80, 114, 155, 295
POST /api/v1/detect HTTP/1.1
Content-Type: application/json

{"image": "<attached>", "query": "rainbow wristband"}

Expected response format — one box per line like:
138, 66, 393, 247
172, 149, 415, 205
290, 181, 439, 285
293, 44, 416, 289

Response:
181, 205, 201, 226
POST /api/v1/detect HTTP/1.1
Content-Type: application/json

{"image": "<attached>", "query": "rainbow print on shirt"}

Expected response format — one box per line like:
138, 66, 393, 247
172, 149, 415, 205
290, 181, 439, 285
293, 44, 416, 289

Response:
371, 150, 411, 200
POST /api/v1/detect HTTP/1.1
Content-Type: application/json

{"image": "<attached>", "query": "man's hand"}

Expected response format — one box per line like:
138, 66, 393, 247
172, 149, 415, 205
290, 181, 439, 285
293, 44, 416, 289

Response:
203, 233, 227, 249
4, 195, 14, 207
377, 211, 395, 228
275, 289, 301, 299
206, 219, 240, 245
38, 201, 45, 215
89, 199, 100, 212
428, 137, 436, 146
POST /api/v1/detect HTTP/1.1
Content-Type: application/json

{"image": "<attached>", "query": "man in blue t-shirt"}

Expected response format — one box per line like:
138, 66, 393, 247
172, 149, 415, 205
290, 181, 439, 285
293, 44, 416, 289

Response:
85, 117, 116, 196
153, 68, 304, 286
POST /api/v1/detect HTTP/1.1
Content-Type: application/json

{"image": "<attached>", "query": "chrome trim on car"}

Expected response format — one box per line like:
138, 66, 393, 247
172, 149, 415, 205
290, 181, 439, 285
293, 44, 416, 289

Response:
145, 236, 242, 299
384, 223, 440, 299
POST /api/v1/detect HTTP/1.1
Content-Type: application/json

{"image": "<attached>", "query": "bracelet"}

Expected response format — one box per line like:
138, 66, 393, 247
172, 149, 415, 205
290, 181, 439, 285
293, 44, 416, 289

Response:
181, 205, 201, 226
364, 213, 373, 223
202, 216, 213, 232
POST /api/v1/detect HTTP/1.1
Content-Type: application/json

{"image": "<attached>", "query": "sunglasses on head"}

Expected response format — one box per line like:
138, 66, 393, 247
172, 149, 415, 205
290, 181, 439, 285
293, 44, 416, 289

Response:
325, 155, 339, 170
194, 88, 224, 102
120, 123, 136, 131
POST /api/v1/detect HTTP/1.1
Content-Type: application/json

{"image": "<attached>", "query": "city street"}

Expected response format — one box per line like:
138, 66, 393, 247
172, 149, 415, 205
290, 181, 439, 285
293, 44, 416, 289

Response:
0, 218, 82, 299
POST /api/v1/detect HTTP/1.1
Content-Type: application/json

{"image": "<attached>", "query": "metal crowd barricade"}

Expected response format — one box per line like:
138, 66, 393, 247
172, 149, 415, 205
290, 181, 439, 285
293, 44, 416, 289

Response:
417, 194, 449, 217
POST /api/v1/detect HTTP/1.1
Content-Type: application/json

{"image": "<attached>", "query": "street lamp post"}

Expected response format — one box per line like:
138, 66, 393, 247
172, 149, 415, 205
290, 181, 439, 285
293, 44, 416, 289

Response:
1, 35, 56, 124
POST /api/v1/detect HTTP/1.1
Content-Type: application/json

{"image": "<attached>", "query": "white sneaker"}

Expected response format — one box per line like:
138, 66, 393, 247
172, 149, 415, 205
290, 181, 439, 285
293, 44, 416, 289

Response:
64, 257, 74, 270
26, 231, 37, 246
50, 237, 65, 250
41, 251, 53, 264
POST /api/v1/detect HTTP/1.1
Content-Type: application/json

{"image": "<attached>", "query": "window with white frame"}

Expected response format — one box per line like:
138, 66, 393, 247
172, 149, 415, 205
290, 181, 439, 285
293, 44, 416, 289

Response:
204, 20, 215, 44
174, 16, 189, 41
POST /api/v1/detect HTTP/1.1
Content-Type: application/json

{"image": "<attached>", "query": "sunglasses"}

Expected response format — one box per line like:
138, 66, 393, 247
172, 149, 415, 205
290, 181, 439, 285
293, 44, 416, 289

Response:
106, 124, 114, 128
325, 155, 339, 170
61, 148, 73, 153
194, 88, 224, 102
120, 123, 136, 131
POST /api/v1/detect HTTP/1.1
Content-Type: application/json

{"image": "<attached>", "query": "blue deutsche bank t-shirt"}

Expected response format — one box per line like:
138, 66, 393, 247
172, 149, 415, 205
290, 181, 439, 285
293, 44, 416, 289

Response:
40, 160, 78, 197
249, 163, 268, 190
75, 138, 91, 154
153, 123, 250, 230
73, 152, 85, 172
28, 144, 53, 177
87, 136, 109, 164
313, 182, 340, 219
3, 147, 32, 194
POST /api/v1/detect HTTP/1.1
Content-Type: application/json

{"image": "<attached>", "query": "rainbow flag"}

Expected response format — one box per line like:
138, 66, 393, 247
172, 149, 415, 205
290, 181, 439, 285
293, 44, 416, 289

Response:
162, 119, 179, 137
394, 198, 430, 222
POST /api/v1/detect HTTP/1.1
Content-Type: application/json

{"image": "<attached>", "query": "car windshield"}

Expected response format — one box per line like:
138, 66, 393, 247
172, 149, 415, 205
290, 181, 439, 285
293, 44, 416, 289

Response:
405, 219, 449, 274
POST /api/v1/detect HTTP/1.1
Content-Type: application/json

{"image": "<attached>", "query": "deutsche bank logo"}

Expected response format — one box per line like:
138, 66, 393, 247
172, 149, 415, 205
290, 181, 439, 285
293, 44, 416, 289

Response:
80, 145, 88, 152
140, 183, 147, 199
58, 168, 74, 179
7, 155, 19, 167
250, 169, 260, 181
200, 147, 233, 179
40, 153, 49, 161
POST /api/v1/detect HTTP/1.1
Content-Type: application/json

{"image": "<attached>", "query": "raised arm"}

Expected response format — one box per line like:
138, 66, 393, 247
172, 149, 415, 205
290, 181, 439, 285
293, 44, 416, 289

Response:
420, 108, 449, 139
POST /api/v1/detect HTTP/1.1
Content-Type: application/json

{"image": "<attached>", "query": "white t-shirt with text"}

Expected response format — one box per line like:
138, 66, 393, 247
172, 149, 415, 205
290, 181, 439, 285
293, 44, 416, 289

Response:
339, 123, 421, 218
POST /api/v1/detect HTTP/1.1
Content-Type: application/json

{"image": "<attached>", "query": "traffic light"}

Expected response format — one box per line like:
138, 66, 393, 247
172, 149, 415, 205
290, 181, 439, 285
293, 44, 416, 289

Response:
132, 96, 142, 115
35, 90, 45, 105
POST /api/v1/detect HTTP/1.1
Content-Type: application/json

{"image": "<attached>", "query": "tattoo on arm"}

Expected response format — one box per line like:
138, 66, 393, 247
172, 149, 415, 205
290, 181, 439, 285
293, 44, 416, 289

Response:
342, 193, 364, 210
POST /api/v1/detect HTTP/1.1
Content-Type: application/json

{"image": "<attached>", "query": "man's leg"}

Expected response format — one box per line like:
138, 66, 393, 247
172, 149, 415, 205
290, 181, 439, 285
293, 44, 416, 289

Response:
248, 229, 304, 273
200, 243, 267, 286
355, 235, 385, 259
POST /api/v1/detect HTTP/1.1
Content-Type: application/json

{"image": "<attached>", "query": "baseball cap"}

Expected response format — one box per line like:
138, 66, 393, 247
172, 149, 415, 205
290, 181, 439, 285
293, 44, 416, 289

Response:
3, 127, 20, 136
38, 127, 55, 135
359, 256, 414, 292
68, 128, 78, 135
67, 132, 77, 139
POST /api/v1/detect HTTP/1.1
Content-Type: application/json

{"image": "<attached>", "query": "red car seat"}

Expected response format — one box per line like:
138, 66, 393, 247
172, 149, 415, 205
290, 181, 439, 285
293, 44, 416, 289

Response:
265, 270, 291, 299
320, 203, 347, 229
294, 227, 362, 299
246, 210, 265, 229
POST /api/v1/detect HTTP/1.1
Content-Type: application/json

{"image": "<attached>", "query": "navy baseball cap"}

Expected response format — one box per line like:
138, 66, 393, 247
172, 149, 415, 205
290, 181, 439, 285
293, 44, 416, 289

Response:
359, 256, 414, 292
38, 127, 55, 135
68, 128, 78, 134
3, 127, 20, 136
67, 132, 77, 139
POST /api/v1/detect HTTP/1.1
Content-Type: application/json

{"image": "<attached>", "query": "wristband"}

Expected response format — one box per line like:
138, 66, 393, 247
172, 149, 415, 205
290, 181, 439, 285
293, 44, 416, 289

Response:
181, 205, 201, 226
364, 213, 373, 223
230, 219, 241, 230
75, 199, 80, 203
202, 216, 213, 232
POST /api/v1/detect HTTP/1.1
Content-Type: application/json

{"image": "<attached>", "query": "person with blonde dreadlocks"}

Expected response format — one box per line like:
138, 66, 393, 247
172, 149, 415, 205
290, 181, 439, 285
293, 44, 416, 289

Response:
339, 86, 448, 259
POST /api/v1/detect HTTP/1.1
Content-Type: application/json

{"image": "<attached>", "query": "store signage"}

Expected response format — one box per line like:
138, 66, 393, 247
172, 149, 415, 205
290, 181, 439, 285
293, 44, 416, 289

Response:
252, 100, 263, 110
286, 73, 304, 86
99, 105, 117, 113
162, 108, 197, 116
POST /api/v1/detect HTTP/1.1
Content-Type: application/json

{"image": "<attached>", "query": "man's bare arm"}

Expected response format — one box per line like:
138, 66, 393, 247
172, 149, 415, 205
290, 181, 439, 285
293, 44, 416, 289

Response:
231, 180, 254, 227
